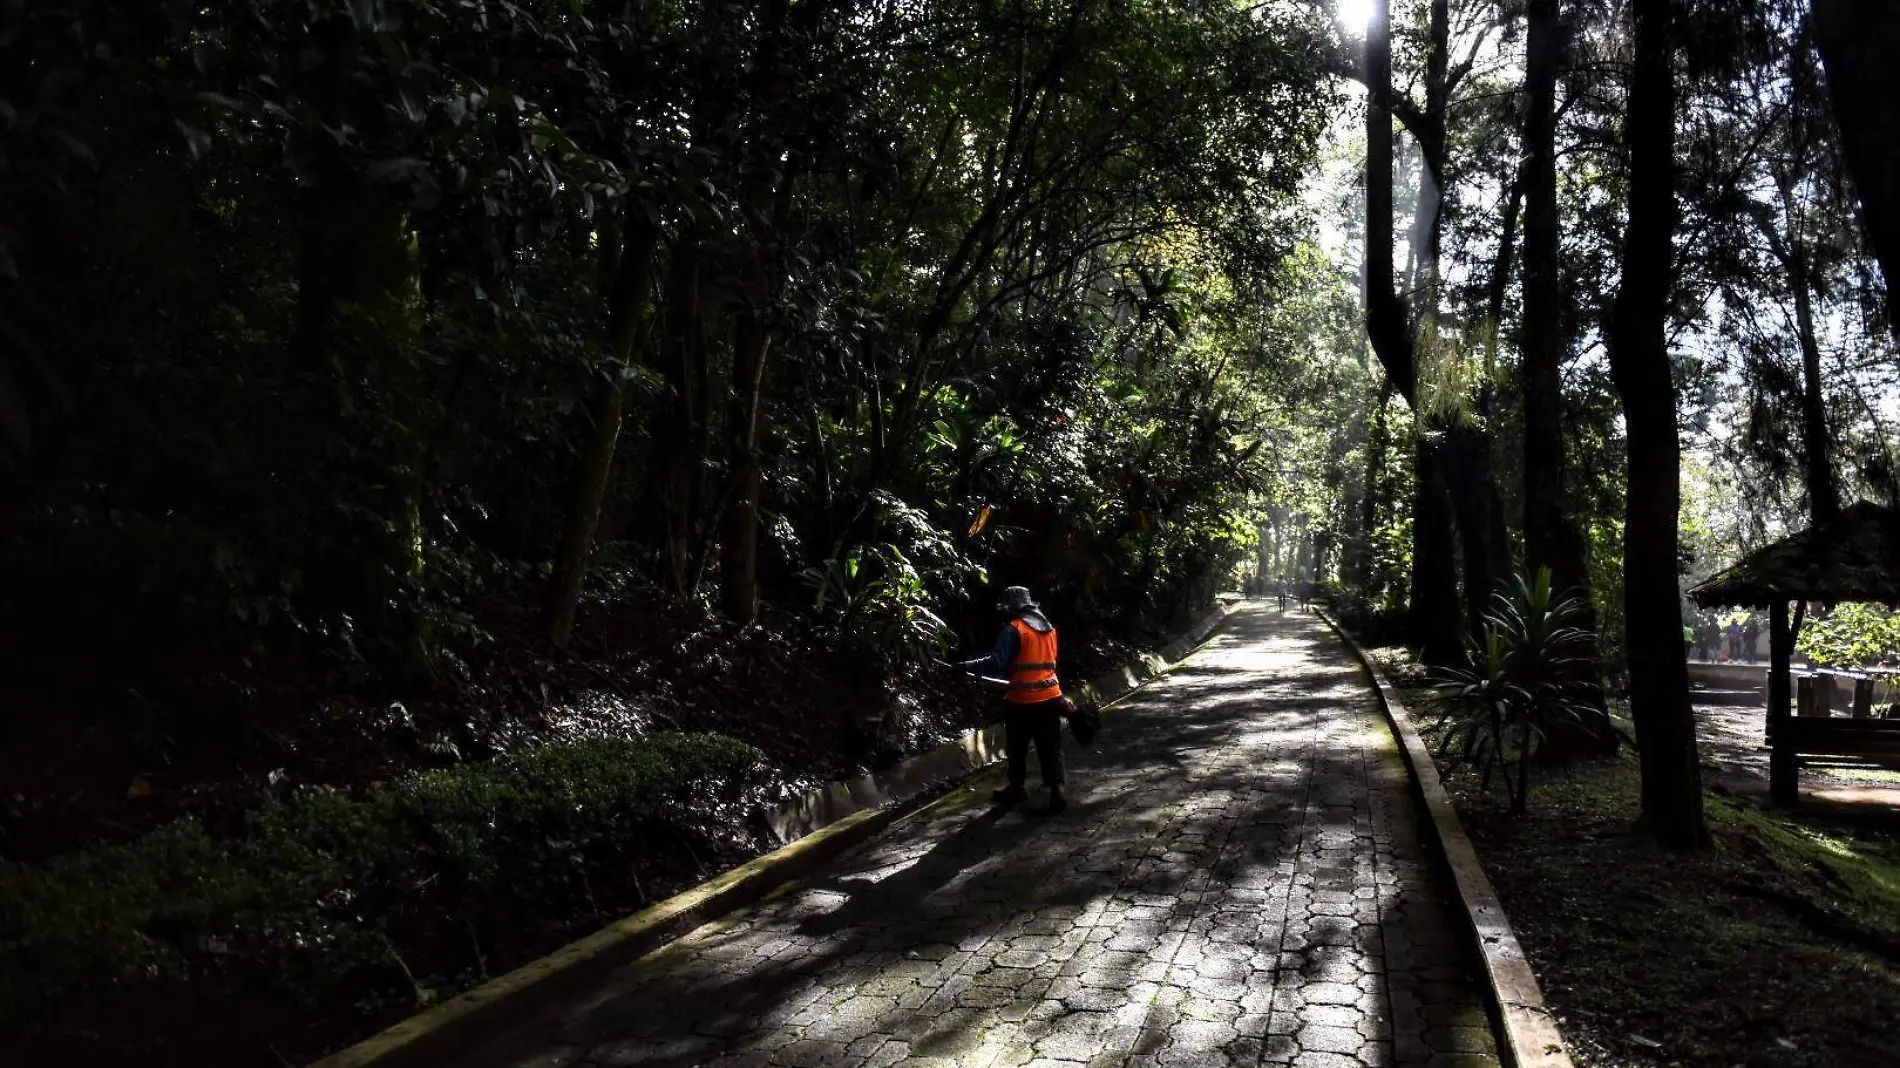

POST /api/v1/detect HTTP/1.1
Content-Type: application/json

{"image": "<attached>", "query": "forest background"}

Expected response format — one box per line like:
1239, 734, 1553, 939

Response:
5, 0, 1900, 1064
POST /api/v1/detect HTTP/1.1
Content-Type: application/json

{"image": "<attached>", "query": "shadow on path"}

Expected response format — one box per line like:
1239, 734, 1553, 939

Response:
461, 606, 1500, 1068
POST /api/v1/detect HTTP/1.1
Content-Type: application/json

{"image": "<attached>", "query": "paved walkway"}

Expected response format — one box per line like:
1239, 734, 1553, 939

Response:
470, 606, 1499, 1068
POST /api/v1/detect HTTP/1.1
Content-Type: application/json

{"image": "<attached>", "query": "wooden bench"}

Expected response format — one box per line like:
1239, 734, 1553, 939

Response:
1803, 670, 1891, 718
1769, 675, 1900, 797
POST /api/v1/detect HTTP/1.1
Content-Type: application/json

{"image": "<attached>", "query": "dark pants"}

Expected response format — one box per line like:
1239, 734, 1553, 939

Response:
1005, 699, 1066, 789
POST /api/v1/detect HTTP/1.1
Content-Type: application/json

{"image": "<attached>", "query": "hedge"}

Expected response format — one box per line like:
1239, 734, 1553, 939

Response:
0, 731, 766, 1036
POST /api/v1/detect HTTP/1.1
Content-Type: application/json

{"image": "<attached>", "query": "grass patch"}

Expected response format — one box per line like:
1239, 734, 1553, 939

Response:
1369, 646, 1900, 1068
1715, 796, 1900, 954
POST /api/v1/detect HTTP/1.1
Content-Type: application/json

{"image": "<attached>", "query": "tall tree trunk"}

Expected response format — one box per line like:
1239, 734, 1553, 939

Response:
1350, 378, 1392, 593
545, 213, 659, 646
1411, 0, 1506, 652
1365, 0, 1458, 660
1780, 40, 1842, 528
656, 244, 708, 598
1521, 0, 1587, 595
1606, 0, 1706, 849
721, 308, 773, 623
717, 1, 830, 624
1363, 0, 1414, 397
1440, 423, 1509, 638
1412, 436, 1463, 665
295, 184, 431, 688
642, 0, 747, 600
1485, 165, 1527, 360
1411, 0, 1451, 288
1520, 0, 1613, 755
1812, 0, 1900, 344
1791, 246, 1841, 525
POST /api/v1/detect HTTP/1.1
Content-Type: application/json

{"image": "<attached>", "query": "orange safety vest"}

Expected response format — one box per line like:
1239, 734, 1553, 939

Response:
1004, 617, 1062, 704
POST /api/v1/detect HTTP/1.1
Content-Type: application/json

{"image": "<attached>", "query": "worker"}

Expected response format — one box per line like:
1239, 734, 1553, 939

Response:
958, 585, 1068, 815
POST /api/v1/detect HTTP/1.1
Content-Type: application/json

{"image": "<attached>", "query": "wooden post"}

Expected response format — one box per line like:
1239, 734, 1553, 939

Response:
1854, 677, 1875, 719
1771, 601, 1797, 804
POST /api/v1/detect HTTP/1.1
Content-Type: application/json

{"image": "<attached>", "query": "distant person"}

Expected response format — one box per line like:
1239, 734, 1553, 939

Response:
1698, 618, 1720, 662
1725, 618, 1744, 662
1743, 617, 1761, 664
1277, 578, 1289, 611
1683, 622, 1695, 658
957, 586, 1068, 815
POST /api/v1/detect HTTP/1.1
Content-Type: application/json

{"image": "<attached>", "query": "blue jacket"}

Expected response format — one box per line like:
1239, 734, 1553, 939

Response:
958, 611, 1054, 678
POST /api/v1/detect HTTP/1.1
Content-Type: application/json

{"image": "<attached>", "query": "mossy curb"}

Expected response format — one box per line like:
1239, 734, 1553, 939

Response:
1314, 606, 1576, 1068
306, 795, 928, 1068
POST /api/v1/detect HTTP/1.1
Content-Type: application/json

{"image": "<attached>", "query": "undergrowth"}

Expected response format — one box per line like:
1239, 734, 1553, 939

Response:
1369, 643, 1900, 1067
0, 732, 765, 1062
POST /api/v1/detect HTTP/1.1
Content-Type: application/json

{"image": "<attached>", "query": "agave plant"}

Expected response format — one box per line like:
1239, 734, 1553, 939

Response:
804, 543, 954, 675
1432, 567, 1613, 813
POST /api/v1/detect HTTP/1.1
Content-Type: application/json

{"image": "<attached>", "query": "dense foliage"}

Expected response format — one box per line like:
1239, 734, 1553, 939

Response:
0, 1, 1339, 731
0, 731, 762, 1061
1796, 602, 1900, 668
0, 3, 1364, 1058
8, 0, 1900, 1058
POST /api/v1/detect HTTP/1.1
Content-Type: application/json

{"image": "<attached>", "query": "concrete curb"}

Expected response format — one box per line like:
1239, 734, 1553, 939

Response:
1314, 607, 1575, 1068
307, 799, 923, 1068
310, 600, 1238, 1068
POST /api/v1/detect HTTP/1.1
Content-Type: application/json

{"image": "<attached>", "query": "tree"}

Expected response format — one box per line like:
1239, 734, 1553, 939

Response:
1520, 0, 1591, 608
1364, 0, 1462, 665
1674, 0, 1885, 538
545, 213, 659, 646
1765, 37, 1842, 527
1605, 0, 1706, 849
1515, 0, 1615, 754
1812, 0, 1900, 338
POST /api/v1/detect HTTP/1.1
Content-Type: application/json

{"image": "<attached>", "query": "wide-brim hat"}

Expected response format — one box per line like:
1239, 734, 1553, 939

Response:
997, 585, 1039, 611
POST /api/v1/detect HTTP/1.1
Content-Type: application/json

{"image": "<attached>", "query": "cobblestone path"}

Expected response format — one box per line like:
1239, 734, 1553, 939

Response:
469, 606, 1500, 1068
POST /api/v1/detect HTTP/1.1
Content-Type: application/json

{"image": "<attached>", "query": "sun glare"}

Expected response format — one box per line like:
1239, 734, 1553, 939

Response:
1337, 0, 1376, 36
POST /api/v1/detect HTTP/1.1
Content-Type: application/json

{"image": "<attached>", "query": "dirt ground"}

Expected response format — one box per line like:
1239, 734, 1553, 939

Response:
1371, 650, 1900, 1068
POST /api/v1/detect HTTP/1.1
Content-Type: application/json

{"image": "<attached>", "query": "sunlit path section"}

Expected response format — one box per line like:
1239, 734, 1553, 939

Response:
467, 605, 1498, 1068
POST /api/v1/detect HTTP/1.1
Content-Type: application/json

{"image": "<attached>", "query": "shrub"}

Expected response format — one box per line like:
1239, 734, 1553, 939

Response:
1797, 602, 1900, 668
0, 820, 251, 1018
0, 732, 764, 1033
1431, 569, 1623, 813
1324, 583, 1411, 648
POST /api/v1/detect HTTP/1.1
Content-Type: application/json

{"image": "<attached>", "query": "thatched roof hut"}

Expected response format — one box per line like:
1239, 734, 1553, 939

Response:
1689, 501, 1900, 608
1687, 500, 1900, 804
